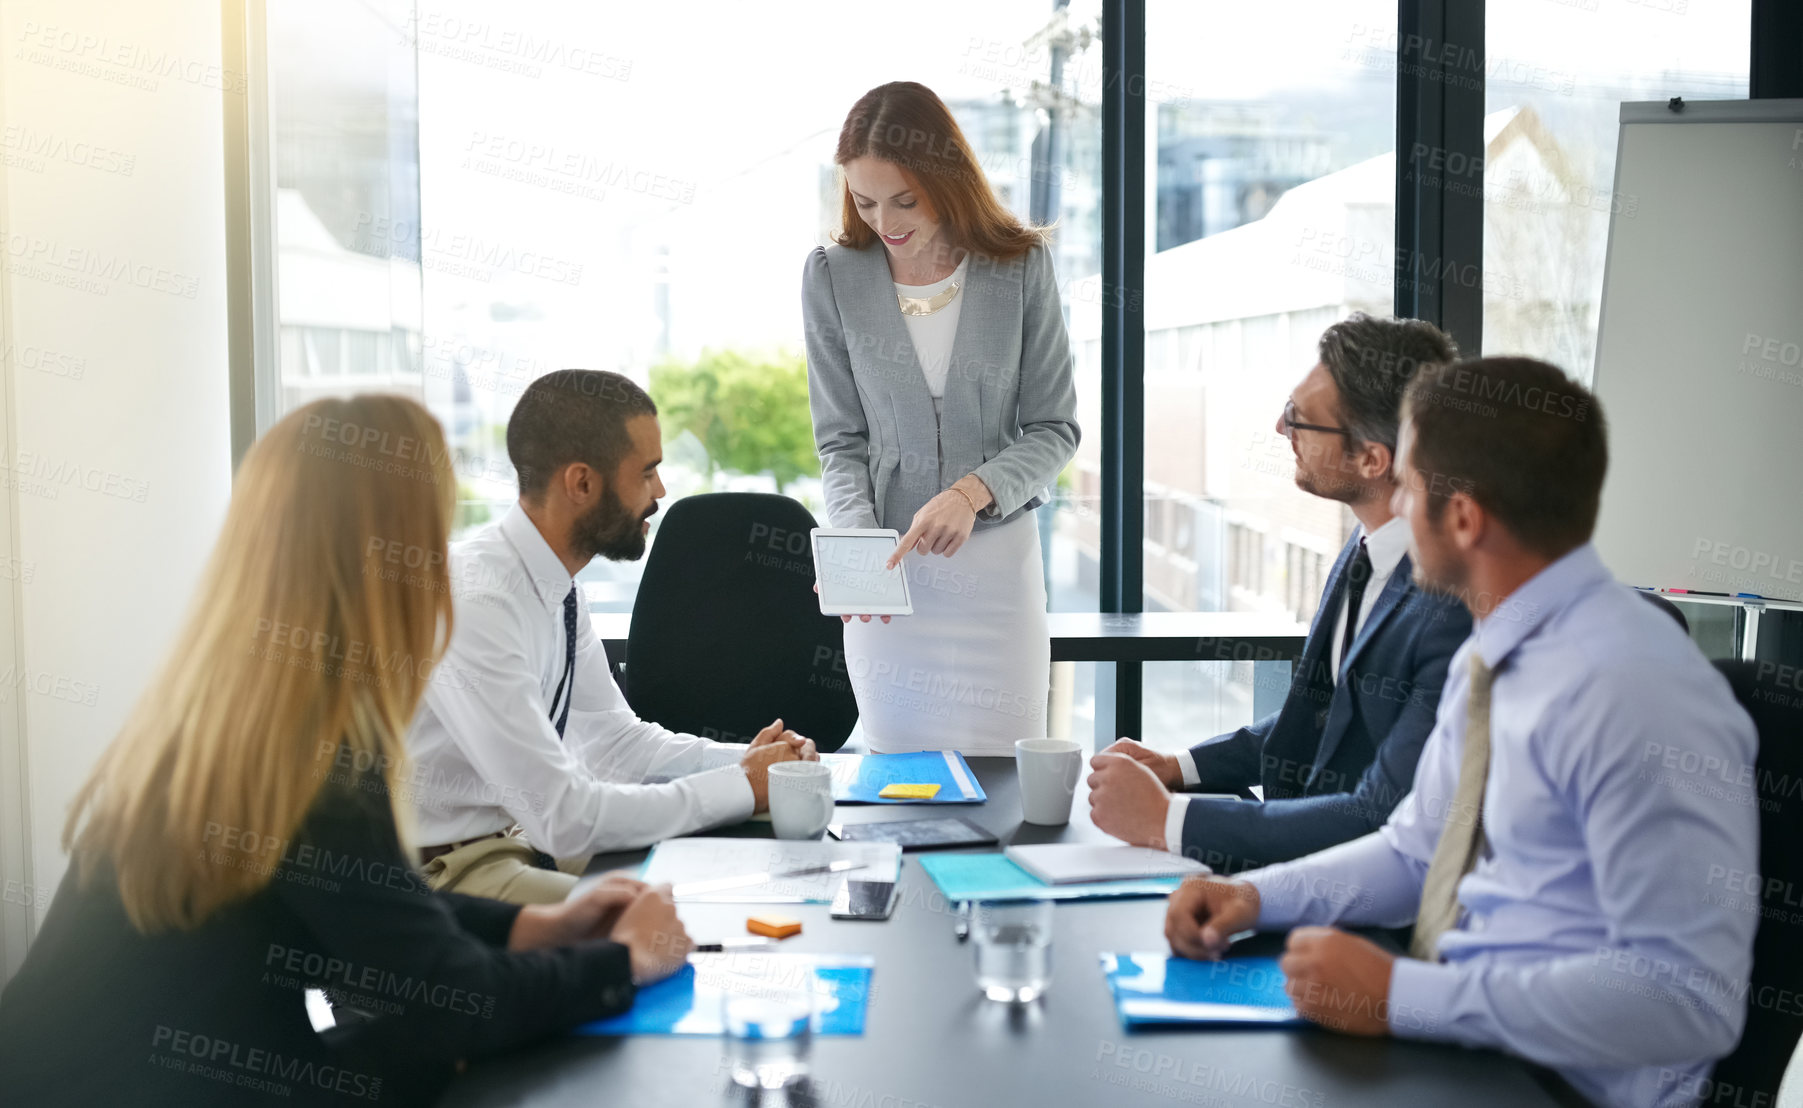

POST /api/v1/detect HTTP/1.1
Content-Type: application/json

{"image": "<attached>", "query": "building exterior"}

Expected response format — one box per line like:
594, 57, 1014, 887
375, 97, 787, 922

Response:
274, 188, 426, 415
1063, 107, 1577, 623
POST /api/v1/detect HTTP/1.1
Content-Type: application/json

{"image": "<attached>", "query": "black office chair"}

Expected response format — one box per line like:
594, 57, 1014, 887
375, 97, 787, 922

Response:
623, 493, 858, 752
1638, 589, 1690, 634
1707, 659, 1803, 1101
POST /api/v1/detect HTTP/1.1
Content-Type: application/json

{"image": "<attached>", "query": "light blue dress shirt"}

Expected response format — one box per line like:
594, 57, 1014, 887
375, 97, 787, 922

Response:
1244, 543, 1759, 1108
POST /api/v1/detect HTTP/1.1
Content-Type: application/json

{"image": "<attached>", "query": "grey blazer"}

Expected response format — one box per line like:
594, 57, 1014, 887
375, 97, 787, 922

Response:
801, 239, 1081, 532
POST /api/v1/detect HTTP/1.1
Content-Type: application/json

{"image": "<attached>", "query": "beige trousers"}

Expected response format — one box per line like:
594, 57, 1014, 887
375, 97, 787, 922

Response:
420, 835, 579, 905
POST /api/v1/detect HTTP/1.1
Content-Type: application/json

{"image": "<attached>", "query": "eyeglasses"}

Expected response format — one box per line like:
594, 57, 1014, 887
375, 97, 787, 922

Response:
1280, 399, 1352, 441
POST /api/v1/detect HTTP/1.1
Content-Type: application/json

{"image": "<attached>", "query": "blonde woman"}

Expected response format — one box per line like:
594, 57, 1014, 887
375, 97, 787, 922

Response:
0, 396, 690, 1107
804, 81, 1080, 754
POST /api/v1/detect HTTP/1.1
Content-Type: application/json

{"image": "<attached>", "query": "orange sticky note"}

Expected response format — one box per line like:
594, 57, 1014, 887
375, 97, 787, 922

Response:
878, 783, 941, 799
747, 913, 802, 939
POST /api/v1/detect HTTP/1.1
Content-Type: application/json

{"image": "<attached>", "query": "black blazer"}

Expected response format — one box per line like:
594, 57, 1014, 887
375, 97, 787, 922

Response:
1179, 531, 1472, 872
0, 770, 635, 1106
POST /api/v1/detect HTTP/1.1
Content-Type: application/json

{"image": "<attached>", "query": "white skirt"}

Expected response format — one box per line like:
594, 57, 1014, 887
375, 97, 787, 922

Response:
843, 510, 1050, 756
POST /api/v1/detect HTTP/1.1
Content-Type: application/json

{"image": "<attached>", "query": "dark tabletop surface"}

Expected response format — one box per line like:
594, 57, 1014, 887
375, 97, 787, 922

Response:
593, 610, 1309, 661
439, 755, 1558, 1108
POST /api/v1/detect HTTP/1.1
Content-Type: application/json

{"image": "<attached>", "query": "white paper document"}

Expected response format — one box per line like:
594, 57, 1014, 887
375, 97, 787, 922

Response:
1003, 843, 1209, 885
639, 837, 903, 903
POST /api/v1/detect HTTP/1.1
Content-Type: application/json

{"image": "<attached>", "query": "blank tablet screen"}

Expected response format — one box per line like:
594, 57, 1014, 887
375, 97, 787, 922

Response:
814, 533, 909, 613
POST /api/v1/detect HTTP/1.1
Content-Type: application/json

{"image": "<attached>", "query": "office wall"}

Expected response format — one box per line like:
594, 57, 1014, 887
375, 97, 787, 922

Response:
0, 0, 233, 976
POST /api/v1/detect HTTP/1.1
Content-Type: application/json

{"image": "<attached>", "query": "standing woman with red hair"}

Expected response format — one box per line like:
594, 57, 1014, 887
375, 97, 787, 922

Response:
803, 81, 1080, 754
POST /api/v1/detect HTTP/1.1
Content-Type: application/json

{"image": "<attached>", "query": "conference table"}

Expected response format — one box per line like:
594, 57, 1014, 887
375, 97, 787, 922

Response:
440, 756, 1560, 1108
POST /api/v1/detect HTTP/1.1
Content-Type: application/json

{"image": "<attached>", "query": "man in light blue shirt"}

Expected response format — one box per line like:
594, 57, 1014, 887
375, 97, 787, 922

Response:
1165, 357, 1759, 1108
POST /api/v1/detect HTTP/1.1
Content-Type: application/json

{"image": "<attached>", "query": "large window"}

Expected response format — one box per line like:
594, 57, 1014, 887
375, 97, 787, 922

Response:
1126, 0, 1398, 751
260, 2, 1767, 748
268, 0, 426, 422
266, 0, 1106, 736
1482, 1, 1751, 381
404, 0, 1102, 621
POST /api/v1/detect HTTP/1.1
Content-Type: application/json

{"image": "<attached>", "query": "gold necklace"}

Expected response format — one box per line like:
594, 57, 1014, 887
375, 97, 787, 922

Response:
897, 280, 962, 317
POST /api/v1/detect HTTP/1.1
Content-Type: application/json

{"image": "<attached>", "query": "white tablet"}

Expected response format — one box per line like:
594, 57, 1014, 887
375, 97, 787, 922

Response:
811, 527, 913, 617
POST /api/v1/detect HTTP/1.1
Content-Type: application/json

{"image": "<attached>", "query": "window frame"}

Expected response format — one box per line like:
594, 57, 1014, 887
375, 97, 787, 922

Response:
223, 0, 284, 471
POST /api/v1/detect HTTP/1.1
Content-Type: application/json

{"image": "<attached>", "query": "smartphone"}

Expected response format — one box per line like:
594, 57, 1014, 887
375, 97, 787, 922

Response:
829, 879, 899, 921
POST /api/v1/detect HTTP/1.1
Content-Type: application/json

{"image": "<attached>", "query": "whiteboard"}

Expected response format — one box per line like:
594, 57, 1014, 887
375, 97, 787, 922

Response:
1591, 99, 1803, 605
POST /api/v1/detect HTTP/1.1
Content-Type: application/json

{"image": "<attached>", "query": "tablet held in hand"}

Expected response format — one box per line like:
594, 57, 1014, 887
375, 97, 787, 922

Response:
811, 528, 913, 617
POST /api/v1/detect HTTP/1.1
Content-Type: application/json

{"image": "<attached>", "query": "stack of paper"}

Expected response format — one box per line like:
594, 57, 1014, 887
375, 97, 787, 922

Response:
1003, 843, 1208, 885
638, 837, 901, 903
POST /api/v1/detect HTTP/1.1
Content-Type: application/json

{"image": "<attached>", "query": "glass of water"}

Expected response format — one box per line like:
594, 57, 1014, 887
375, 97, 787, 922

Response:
971, 899, 1053, 1003
720, 967, 818, 1089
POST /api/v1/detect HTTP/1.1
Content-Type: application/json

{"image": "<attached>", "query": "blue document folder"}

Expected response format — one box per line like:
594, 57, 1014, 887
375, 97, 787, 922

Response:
917, 852, 1183, 902
576, 954, 874, 1037
1100, 953, 1304, 1028
826, 751, 988, 804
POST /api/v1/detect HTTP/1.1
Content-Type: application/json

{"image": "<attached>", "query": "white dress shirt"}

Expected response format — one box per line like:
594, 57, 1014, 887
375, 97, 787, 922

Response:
404, 505, 754, 857
1162, 517, 1410, 851
1243, 544, 1758, 1108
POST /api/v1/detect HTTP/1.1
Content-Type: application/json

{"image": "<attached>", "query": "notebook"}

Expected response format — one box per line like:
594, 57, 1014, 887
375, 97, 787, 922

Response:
1004, 843, 1209, 885
823, 750, 987, 804
1099, 953, 1304, 1028
917, 852, 1185, 902
576, 953, 873, 1037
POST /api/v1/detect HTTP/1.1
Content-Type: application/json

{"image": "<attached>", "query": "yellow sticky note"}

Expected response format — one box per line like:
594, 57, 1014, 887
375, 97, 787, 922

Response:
879, 783, 941, 800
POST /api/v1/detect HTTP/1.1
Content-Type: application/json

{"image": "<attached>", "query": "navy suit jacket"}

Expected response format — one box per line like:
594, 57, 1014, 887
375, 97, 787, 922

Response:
1178, 531, 1471, 873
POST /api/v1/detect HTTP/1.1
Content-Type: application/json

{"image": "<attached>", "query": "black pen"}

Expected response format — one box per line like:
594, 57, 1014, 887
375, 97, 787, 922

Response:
693, 938, 774, 952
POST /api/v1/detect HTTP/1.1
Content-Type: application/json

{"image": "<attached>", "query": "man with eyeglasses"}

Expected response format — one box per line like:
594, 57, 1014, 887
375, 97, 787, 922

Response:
1088, 313, 1472, 874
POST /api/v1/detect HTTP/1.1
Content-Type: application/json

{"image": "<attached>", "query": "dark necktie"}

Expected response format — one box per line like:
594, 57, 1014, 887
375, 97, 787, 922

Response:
1340, 538, 1373, 669
549, 585, 577, 739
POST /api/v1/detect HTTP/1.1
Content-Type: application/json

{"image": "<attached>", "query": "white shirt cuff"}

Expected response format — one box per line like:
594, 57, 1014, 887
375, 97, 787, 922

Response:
1163, 794, 1192, 856
1179, 750, 1201, 787
691, 764, 758, 828
700, 741, 748, 772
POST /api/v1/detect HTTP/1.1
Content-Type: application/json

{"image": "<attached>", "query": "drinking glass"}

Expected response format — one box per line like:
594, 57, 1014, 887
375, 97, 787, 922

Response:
720, 966, 818, 1089
970, 900, 1053, 1003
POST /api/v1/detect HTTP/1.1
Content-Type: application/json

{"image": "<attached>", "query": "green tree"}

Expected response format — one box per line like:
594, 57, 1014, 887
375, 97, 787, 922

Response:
650, 348, 821, 490
454, 478, 493, 531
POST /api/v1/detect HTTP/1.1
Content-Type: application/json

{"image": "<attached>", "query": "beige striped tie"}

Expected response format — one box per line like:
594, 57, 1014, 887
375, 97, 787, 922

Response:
1409, 651, 1494, 961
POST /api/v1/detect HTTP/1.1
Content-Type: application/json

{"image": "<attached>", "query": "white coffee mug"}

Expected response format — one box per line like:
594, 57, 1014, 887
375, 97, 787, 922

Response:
768, 761, 836, 840
1015, 738, 1083, 826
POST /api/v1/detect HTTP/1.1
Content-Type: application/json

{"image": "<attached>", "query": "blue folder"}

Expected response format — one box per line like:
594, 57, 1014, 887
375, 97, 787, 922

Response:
1099, 953, 1304, 1028
917, 852, 1183, 902
828, 751, 988, 804
576, 954, 874, 1037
